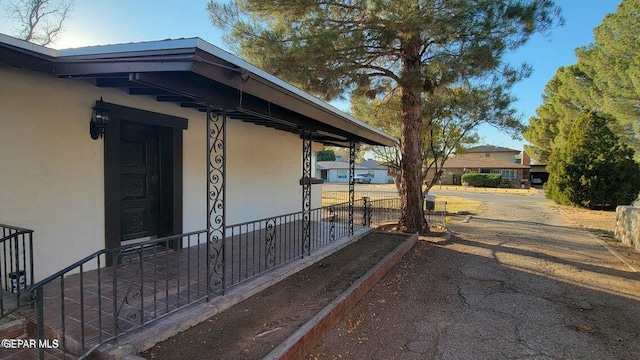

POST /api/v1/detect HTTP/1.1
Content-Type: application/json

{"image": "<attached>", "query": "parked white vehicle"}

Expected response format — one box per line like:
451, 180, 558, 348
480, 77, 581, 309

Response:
354, 173, 372, 184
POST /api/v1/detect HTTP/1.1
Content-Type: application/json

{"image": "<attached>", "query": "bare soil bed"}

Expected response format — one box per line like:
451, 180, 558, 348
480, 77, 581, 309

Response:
140, 232, 410, 360
550, 202, 617, 234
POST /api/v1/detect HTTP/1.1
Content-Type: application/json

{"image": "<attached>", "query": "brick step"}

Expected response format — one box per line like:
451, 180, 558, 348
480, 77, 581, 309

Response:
0, 316, 26, 340
0, 315, 65, 359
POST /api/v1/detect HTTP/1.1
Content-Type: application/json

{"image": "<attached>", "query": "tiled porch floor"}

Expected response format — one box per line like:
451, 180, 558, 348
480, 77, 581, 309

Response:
8, 219, 356, 358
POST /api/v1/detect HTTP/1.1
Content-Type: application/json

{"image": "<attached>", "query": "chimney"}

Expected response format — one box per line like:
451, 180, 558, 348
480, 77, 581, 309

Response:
521, 150, 530, 166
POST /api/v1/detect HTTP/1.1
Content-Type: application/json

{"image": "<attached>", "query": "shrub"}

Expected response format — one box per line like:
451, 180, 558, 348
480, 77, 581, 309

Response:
461, 173, 502, 187
545, 113, 640, 209
316, 149, 336, 161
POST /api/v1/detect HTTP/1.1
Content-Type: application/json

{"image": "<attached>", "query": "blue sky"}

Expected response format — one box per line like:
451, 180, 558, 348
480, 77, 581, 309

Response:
0, 0, 621, 151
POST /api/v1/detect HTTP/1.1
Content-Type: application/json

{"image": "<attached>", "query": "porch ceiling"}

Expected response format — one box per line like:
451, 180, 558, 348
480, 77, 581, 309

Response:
0, 35, 396, 147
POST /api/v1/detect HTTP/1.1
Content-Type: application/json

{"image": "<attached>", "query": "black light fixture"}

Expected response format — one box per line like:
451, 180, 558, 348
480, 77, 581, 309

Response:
90, 99, 110, 140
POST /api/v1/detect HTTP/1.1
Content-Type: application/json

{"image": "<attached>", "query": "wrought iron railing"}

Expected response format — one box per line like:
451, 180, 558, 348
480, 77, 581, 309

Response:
4, 196, 447, 358
322, 190, 399, 206
25, 230, 210, 359
21, 199, 371, 359
366, 198, 448, 228
0, 223, 34, 317
226, 199, 365, 287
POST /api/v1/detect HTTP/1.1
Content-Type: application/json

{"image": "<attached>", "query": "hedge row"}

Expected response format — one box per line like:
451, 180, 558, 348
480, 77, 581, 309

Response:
461, 173, 502, 187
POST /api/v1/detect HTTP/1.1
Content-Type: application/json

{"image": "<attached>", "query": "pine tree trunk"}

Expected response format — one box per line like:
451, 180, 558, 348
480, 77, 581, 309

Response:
398, 44, 428, 234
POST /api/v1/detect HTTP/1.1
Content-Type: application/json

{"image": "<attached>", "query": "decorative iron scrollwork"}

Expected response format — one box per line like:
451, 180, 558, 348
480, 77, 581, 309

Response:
362, 197, 370, 226
329, 206, 336, 242
265, 218, 277, 269
114, 249, 144, 331
348, 141, 355, 235
302, 130, 312, 255
207, 107, 226, 293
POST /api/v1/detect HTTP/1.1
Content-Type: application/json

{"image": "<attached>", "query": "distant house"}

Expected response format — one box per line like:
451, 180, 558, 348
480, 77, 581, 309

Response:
458, 145, 521, 162
434, 158, 531, 185
316, 161, 369, 183
428, 145, 531, 186
359, 159, 394, 184
316, 159, 392, 184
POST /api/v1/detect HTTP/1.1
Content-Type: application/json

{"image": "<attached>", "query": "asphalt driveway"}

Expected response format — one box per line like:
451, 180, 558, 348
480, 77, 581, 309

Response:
310, 190, 640, 359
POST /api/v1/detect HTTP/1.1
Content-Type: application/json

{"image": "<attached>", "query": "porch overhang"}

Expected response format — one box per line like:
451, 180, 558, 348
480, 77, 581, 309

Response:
0, 35, 396, 147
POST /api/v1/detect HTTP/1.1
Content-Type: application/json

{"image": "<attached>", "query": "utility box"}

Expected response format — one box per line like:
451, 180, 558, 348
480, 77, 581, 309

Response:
425, 195, 436, 211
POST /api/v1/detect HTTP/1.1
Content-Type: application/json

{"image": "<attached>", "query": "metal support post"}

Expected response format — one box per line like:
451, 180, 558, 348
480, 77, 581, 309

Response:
362, 196, 371, 226
302, 130, 312, 255
207, 106, 226, 295
348, 141, 355, 235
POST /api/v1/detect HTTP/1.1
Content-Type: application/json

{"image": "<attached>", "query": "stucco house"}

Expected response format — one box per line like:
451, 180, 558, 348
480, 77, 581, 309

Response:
458, 145, 522, 162
317, 161, 369, 183
316, 159, 392, 184
0, 34, 394, 358
359, 159, 393, 184
428, 157, 531, 186
426, 145, 531, 186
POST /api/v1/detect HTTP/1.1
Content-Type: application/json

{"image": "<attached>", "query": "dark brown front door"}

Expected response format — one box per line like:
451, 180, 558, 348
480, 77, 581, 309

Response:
102, 101, 186, 252
119, 122, 160, 241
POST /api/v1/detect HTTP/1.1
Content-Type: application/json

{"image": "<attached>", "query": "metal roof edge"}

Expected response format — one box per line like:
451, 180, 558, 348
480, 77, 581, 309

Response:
0, 33, 59, 57
57, 38, 201, 57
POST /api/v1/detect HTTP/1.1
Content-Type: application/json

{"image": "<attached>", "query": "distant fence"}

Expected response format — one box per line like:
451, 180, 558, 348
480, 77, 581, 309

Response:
324, 192, 448, 228
322, 191, 399, 206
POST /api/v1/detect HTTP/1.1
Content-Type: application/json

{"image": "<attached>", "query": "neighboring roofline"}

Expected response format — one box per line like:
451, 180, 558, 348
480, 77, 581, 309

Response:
0, 34, 396, 147
463, 145, 520, 153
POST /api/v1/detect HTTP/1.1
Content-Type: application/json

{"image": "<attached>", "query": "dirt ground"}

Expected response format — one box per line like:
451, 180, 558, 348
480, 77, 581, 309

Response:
309, 191, 640, 359
550, 203, 617, 233
140, 232, 409, 360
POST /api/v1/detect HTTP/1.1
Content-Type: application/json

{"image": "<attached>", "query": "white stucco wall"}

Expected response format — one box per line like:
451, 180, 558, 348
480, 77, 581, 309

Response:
0, 64, 318, 280
226, 120, 304, 223
327, 169, 347, 183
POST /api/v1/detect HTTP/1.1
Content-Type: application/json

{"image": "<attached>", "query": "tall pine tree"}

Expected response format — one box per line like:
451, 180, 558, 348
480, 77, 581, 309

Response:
525, 0, 640, 163
208, 0, 562, 233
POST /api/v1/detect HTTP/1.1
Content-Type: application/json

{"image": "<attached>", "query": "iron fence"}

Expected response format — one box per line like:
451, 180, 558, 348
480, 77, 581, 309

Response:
20, 199, 370, 359
322, 190, 399, 205
226, 199, 364, 286
365, 198, 448, 228
0, 223, 34, 317
26, 230, 210, 359
4, 195, 446, 358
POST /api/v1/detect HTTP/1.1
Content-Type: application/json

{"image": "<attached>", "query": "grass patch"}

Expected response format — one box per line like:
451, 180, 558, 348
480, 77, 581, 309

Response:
321, 193, 484, 215
436, 196, 485, 214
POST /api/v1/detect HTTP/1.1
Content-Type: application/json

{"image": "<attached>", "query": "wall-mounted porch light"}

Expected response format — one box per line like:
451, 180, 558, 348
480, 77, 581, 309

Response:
89, 101, 110, 140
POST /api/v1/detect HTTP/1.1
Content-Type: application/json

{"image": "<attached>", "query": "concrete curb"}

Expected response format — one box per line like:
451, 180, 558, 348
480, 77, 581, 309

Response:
263, 231, 419, 360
